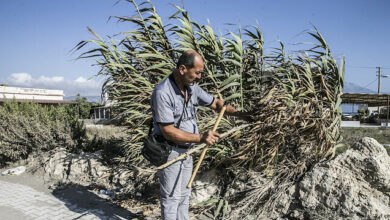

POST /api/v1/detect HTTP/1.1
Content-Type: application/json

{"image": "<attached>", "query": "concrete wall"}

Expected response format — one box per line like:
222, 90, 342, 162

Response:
0, 86, 64, 101
341, 121, 361, 127
378, 119, 390, 127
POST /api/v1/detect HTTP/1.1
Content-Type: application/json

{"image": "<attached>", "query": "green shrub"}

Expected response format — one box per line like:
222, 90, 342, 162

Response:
73, 94, 94, 119
0, 100, 86, 166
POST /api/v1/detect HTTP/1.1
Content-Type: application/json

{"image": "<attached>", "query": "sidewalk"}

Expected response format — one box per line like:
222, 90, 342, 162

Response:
0, 173, 135, 220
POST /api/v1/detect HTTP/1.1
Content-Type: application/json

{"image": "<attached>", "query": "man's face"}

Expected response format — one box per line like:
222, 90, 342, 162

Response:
181, 55, 204, 86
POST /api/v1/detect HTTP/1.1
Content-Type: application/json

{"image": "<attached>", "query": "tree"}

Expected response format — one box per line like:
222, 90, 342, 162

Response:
75, 94, 93, 119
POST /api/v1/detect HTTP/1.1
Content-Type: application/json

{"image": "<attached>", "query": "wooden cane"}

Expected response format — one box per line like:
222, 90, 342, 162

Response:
156, 124, 249, 170
187, 106, 226, 188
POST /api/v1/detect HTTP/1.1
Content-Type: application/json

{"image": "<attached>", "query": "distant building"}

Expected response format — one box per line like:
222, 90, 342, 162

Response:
92, 106, 111, 119
0, 86, 74, 105
91, 93, 112, 120
341, 93, 390, 127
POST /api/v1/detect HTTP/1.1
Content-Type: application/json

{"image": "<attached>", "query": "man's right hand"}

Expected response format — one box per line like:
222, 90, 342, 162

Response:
200, 130, 221, 145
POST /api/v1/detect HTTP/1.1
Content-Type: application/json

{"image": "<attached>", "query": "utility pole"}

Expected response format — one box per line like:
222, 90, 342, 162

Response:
377, 67, 389, 122
377, 67, 382, 94
377, 67, 381, 115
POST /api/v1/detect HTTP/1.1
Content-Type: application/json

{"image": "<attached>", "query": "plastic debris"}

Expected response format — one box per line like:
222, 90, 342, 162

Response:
1, 166, 26, 176
99, 189, 114, 196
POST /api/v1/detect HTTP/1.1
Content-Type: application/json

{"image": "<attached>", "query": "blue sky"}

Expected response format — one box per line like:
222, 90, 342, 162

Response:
1, 0, 389, 96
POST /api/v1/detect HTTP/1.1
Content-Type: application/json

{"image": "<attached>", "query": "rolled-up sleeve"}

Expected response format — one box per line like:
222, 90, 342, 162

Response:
194, 84, 214, 107
151, 89, 174, 125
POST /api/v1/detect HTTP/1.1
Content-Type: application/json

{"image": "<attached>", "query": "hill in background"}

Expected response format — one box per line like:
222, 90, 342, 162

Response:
343, 82, 376, 94
64, 95, 102, 103
342, 82, 376, 114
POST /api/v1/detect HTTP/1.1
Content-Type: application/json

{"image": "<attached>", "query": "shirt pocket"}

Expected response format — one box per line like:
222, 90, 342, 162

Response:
186, 104, 197, 121
190, 95, 198, 117
174, 100, 184, 117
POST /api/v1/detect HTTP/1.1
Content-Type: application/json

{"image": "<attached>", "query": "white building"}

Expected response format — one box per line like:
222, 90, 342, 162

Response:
0, 86, 73, 104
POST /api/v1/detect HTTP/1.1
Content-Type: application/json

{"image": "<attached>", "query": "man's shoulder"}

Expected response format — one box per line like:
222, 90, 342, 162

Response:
154, 77, 171, 93
189, 83, 201, 90
152, 77, 174, 101
190, 83, 208, 95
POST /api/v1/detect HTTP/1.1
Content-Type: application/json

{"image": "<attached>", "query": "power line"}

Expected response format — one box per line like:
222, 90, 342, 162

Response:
347, 65, 377, 69
346, 65, 390, 70
362, 78, 377, 89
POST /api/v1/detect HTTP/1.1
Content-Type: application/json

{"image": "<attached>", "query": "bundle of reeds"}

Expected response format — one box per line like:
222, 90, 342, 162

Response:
225, 53, 345, 217
232, 39, 345, 176
75, 0, 344, 217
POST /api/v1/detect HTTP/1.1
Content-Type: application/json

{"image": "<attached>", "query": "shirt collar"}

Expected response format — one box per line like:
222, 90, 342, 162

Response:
169, 73, 193, 97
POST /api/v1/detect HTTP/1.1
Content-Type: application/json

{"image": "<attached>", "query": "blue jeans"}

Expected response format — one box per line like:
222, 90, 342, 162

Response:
158, 146, 193, 220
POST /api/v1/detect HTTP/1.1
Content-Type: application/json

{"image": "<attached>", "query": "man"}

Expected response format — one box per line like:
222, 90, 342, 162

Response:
151, 50, 248, 220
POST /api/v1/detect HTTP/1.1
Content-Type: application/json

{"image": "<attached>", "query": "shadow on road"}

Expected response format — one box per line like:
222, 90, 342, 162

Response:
52, 182, 139, 219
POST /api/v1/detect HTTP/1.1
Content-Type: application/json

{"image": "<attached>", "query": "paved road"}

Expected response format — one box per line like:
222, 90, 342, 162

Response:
0, 179, 134, 220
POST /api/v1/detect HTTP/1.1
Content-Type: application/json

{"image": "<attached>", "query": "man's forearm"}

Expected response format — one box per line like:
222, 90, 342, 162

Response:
160, 125, 201, 144
212, 97, 250, 120
213, 98, 240, 116
224, 104, 240, 116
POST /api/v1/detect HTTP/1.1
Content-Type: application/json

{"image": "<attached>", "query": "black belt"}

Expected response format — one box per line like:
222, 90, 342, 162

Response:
177, 144, 192, 149
167, 140, 192, 149
155, 135, 191, 149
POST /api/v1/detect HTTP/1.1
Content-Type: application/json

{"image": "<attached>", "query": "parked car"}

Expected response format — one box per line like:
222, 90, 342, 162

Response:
342, 114, 353, 120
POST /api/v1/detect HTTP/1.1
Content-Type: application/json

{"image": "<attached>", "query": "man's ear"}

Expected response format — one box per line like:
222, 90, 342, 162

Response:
178, 65, 186, 75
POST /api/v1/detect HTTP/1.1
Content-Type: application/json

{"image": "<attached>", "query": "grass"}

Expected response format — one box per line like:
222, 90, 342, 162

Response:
341, 128, 390, 155
86, 125, 128, 141
84, 125, 129, 165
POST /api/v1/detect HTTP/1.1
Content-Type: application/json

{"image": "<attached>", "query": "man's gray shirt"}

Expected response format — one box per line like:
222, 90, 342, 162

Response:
151, 74, 214, 145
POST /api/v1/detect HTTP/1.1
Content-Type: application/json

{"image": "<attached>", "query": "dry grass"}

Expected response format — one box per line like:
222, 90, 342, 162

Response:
86, 125, 128, 141
341, 128, 390, 155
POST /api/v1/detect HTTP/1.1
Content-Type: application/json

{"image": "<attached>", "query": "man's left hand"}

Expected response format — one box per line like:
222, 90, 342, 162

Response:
237, 111, 255, 122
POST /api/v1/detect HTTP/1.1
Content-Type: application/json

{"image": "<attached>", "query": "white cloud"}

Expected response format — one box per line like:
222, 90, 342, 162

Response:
8, 73, 33, 85
38, 76, 64, 83
6, 73, 103, 97
75, 77, 87, 83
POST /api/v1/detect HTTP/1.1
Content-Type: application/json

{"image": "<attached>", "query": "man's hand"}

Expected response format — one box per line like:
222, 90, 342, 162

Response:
200, 130, 221, 145
210, 98, 255, 122
237, 111, 255, 122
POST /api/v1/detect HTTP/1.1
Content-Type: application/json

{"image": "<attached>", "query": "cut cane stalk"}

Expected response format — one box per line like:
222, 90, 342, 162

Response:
187, 106, 227, 188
